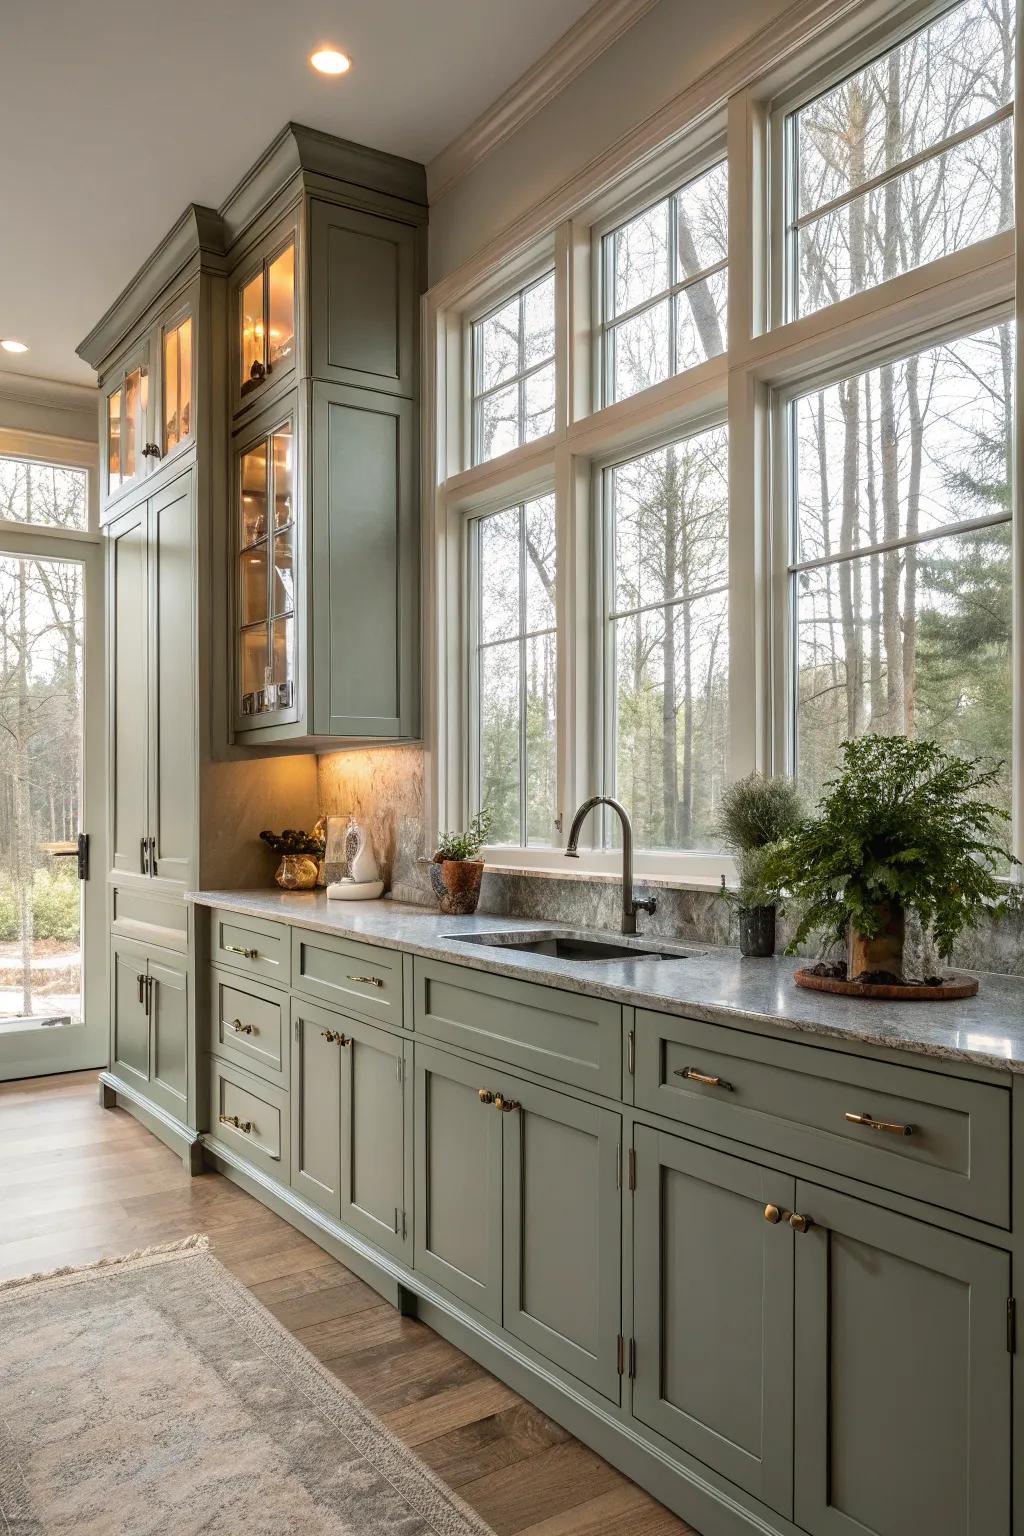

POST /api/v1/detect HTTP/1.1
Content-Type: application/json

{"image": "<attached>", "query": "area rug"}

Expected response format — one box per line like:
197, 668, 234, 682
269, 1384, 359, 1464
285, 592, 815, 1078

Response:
0, 1235, 495, 1536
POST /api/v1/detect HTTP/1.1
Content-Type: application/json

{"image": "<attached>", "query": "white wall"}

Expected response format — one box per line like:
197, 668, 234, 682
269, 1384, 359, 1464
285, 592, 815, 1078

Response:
426, 0, 792, 283
0, 372, 97, 445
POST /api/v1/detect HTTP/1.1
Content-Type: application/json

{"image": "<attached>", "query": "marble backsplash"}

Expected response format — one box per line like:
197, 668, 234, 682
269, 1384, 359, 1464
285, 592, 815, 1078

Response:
315, 747, 1024, 977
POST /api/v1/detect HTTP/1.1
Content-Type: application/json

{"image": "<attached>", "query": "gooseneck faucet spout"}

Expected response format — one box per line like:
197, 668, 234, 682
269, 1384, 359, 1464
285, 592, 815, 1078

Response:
564, 796, 657, 936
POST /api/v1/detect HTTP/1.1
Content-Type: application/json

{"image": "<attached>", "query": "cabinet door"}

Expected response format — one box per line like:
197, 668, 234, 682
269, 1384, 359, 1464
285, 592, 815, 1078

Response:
339, 1014, 410, 1261
158, 301, 194, 463
147, 953, 188, 1121
794, 1181, 1010, 1536
231, 223, 297, 419
309, 199, 418, 397
108, 504, 149, 878
502, 1075, 621, 1400
632, 1126, 795, 1516
311, 384, 417, 738
103, 340, 154, 507
110, 939, 151, 1087
414, 1043, 502, 1322
148, 474, 195, 887
290, 999, 343, 1218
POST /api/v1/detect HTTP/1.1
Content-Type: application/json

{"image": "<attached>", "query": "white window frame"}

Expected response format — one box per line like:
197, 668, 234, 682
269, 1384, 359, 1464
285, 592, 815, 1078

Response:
466, 260, 558, 471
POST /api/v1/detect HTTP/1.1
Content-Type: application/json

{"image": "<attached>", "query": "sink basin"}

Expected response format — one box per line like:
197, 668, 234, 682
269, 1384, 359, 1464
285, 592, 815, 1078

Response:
447, 929, 691, 962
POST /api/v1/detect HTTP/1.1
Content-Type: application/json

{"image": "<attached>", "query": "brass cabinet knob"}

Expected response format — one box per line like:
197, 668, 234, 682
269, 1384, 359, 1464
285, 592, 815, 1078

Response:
229, 1019, 255, 1035
789, 1212, 814, 1234
321, 1029, 350, 1046
494, 1095, 520, 1113
764, 1204, 783, 1224
478, 1089, 494, 1104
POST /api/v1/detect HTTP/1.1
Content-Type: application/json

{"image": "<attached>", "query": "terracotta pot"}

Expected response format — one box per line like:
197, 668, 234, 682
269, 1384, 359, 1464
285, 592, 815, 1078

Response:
430, 857, 485, 916
848, 903, 905, 979
275, 853, 320, 891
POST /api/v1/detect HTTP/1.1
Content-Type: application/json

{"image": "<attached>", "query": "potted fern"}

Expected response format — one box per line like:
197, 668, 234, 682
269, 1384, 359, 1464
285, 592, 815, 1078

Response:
715, 773, 804, 956
763, 736, 1014, 993
430, 809, 493, 916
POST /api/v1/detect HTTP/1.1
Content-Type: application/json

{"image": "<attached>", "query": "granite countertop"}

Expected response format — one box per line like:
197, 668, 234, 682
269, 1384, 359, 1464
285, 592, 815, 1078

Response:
188, 889, 1024, 1075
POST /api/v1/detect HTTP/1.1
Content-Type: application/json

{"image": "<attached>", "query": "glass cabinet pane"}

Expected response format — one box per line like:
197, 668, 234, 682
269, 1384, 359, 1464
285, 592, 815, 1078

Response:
267, 245, 295, 374
240, 442, 268, 544
123, 366, 143, 482
271, 426, 293, 527
163, 315, 192, 452
108, 388, 123, 492
271, 616, 294, 688
272, 528, 293, 615
241, 272, 265, 392
240, 543, 269, 626
240, 626, 269, 709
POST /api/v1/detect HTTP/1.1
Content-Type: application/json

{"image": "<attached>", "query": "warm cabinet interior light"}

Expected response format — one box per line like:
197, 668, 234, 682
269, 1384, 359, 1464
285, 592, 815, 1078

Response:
310, 47, 351, 75
0, 339, 28, 353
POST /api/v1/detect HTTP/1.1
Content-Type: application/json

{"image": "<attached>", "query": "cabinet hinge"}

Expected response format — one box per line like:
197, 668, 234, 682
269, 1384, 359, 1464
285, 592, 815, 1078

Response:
616, 1334, 625, 1375
628, 1338, 636, 1379
627, 1029, 635, 1075
627, 1146, 636, 1192
1008, 1297, 1016, 1354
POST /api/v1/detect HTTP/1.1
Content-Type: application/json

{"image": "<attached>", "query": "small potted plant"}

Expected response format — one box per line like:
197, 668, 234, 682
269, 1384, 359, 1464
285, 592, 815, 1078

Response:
260, 826, 326, 891
763, 735, 1015, 994
715, 773, 804, 956
430, 809, 493, 916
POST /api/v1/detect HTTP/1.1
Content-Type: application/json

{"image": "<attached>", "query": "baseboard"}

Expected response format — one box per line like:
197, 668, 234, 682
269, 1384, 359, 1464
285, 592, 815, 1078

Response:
200, 1131, 797, 1536
99, 1072, 203, 1174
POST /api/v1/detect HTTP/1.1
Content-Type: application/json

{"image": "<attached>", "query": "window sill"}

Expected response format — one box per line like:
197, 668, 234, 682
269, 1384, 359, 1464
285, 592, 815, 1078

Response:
479, 861, 727, 896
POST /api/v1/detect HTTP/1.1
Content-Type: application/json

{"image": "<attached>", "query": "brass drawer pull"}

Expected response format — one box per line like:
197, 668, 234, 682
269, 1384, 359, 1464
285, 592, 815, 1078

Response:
674, 1065, 732, 1091
845, 1111, 915, 1137
227, 1019, 256, 1036
219, 1113, 254, 1135
347, 974, 384, 988
478, 1088, 494, 1104
321, 1029, 351, 1046
226, 944, 260, 961
494, 1095, 520, 1113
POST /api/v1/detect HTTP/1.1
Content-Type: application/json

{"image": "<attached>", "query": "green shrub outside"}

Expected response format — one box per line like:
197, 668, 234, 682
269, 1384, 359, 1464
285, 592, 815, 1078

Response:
0, 868, 80, 943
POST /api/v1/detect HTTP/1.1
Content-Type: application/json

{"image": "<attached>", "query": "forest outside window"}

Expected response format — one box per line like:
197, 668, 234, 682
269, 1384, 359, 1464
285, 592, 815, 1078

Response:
786, 0, 1015, 320
604, 425, 729, 852
0, 456, 87, 532
787, 318, 1014, 811
600, 161, 728, 405
472, 494, 557, 846
471, 273, 556, 465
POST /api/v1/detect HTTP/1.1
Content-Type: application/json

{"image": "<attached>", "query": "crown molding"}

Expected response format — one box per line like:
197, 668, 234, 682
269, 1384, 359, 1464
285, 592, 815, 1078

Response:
426, 0, 660, 201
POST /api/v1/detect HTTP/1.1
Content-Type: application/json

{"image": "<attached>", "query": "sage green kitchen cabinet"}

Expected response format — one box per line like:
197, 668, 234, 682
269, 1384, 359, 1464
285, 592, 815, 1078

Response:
793, 1180, 1011, 1536
414, 1042, 504, 1323
632, 1125, 795, 1516
309, 199, 418, 397
502, 1073, 621, 1400
108, 502, 149, 880
110, 938, 188, 1122
290, 997, 411, 1260
103, 335, 155, 506
230, 215, 299, 421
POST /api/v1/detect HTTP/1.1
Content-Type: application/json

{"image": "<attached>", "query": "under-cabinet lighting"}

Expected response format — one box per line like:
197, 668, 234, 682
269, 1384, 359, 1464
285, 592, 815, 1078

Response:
310, 47, 351, 75
0, 339, 28, 353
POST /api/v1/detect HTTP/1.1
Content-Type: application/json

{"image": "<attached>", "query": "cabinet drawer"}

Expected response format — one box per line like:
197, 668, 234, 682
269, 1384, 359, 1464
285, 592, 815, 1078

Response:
292, 928, 403, 1027
210, 907, 290, 987
635, 1010, 1009, 1226
207, 1055, 289, 1183
414, 958, 621, 1098
207, 967, 287, 1087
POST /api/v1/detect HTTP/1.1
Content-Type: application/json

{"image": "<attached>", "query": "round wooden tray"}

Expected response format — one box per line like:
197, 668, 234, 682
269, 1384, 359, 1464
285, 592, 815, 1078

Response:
794, 968, 979, 1001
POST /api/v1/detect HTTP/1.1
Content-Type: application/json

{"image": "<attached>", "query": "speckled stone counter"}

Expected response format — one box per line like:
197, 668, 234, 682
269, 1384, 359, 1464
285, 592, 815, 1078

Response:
188, 889, 1024, 1075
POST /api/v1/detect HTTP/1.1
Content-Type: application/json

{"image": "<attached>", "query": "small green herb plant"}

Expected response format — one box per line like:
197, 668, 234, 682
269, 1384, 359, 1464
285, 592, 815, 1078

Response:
762, 735, 1015, 958
435, 808, 493, 862
260, 827, 326, 857
715, 773, 804, 911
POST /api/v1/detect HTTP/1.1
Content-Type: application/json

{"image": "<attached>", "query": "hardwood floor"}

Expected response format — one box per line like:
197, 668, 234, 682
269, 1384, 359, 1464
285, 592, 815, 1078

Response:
0, 1070, 694, 1536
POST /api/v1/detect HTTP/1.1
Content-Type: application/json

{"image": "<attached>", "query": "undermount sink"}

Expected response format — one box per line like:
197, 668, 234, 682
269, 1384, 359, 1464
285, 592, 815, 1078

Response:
447, 930, 692, 962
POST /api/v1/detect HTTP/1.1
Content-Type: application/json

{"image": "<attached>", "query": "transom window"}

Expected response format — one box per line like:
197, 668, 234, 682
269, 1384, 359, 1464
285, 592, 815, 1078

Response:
787, 0, 1015, 319
604, 425, 729, 850
600, 161, 728, 405
471, 273, 556, 465
0, 456, 88, 532
471, 494, 557, 845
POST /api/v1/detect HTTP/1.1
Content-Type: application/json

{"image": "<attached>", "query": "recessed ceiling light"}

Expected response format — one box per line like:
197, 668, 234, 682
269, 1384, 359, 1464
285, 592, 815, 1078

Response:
310, 47, 351, 75
0, 339, 28, 354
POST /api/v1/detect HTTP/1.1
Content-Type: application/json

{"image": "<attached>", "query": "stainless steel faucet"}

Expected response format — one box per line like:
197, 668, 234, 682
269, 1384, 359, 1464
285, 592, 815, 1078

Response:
563, 796, 658, 935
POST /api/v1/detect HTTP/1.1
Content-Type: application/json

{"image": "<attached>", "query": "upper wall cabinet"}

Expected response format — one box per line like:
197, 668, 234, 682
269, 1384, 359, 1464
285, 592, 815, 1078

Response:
230, 216, 299, 420
309, 200, 417, 397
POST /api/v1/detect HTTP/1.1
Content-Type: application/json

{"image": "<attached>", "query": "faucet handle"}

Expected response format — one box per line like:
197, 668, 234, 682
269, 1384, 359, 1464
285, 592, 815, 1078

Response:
635, 894, 658, 917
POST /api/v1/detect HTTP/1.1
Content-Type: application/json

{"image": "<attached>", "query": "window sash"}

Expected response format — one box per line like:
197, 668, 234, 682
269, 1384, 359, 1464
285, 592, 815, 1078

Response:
470, 272, 556, 465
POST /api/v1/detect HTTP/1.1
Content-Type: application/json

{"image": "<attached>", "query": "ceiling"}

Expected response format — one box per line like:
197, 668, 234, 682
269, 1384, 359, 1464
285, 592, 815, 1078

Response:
1, 0, 597, 387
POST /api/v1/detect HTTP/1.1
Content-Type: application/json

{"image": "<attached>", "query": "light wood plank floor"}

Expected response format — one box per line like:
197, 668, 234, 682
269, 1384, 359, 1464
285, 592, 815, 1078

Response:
0, 1071, 694, 1536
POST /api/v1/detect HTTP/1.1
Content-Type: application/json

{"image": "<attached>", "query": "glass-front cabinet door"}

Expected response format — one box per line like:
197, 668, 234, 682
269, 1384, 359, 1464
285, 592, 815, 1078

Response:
104, 341, 154, 503
235, 229, 296, 411
160, 307, 193, 459
236, 407, 297, 728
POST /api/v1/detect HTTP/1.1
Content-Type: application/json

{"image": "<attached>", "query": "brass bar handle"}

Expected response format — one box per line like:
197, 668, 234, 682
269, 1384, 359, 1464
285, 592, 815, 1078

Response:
140, 837, 149, 875
674, 1065, 733, 1091
219, 1113, 254, 1135
347, 974, 384, 988
845, 1111, 915, 1137
228, 1019, 255, 1036
321, 1029, 351, 1046
478, 1089, 494, 1104
137, 972, 145, 1006
494, 1095, 520, 1113
226, 944, 260, 961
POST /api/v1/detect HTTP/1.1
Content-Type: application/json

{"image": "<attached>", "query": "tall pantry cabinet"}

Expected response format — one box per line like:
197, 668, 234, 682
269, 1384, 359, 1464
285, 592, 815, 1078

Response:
77, 128, 427, 1165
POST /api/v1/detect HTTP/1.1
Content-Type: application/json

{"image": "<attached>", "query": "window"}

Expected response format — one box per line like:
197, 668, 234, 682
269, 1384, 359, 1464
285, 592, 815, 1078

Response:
471, 494, 557, 845
0, 456, 88, 531
600, 161, 728, 404
471, 273, 556, 464
787, 0, 1014, 319
604, 425, 729, 850
787, 318, 1014, 808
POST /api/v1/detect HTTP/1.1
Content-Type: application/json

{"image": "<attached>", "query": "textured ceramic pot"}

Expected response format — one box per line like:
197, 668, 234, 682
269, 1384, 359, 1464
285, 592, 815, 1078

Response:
738, 904, 776, 958
430, 857, 485, 915
275, 853, 320, 891
848, 904, 906, 979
